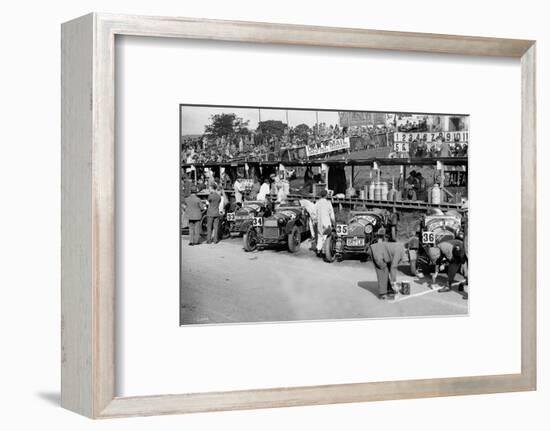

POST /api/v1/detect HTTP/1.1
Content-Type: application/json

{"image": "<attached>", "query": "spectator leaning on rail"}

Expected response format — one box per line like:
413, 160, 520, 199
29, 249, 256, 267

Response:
314, 189, 335, 257
368, 227, 406, 300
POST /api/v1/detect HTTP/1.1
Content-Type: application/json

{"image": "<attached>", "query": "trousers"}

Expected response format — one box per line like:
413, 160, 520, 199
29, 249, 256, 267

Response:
373, 261, 392, 295
206, 216, 219, 243
188, 220, 201, 245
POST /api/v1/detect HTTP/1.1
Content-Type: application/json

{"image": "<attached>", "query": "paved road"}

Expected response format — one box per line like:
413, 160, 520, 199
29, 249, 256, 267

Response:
180, 235, 468, 325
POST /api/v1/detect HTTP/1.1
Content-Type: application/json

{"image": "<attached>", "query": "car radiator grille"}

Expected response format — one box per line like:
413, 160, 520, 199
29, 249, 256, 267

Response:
349, 224, 366, 236
263, 227, 280, 239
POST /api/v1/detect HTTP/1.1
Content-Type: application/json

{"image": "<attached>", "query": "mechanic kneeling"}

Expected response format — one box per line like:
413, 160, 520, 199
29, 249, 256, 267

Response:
369, 228, 405, 300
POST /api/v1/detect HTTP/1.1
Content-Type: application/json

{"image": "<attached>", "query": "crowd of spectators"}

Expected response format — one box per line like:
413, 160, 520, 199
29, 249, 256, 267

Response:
408, 136, 468, 158
181, 119, 466, 164
397, 118, 429, 133
181, 122, 374, 164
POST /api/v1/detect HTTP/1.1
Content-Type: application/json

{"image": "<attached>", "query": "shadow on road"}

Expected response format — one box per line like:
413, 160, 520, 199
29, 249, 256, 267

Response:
357, 281, 380, 297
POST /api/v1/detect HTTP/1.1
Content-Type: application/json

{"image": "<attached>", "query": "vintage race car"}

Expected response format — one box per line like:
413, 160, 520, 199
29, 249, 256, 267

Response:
243, 200, 310, 253
407, 209, 464, 275
225, 201, 272, 236
323, 208, 398, 262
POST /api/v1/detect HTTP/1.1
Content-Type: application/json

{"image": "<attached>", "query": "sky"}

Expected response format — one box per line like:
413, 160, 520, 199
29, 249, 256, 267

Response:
180, 105, 340, 136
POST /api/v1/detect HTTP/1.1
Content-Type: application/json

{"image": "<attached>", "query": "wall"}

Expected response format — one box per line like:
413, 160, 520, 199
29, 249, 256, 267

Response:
0, 0, 547, 429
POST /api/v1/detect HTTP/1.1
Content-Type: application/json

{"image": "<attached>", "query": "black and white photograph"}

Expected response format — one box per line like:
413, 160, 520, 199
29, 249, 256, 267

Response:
180, 105, 469, 325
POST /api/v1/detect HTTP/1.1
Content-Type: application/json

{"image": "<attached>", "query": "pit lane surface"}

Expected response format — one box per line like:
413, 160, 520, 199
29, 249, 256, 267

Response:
180, 235, 468, 325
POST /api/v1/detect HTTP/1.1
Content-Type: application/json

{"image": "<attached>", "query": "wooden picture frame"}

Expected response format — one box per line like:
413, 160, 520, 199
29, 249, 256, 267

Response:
61, 12, 537, 419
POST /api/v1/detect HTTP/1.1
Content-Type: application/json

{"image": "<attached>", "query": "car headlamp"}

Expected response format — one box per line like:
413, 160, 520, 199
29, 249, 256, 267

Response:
364, 224, 373, 234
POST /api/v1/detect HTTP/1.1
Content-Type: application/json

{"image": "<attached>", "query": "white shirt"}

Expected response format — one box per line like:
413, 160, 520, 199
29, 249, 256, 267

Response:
314, 197, 335, 229
234, 180, 244, 203
257, 183, 270, 201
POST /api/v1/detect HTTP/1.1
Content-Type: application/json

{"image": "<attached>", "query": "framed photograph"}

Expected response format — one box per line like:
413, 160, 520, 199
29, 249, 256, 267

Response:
61, 13, 536, 419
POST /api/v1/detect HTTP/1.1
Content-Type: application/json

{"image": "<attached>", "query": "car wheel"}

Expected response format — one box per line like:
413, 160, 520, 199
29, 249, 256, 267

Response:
287, 226, 301, 253
323, 235, 336, 262
219, 221, 231, 240
200, 215, 208, 238
243, 228, 258, 252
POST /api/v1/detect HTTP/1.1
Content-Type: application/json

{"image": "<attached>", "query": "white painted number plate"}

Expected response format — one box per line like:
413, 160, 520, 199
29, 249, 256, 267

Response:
336, 224, 348, 236
346, 237, 365, 246
422, 231, 435, 244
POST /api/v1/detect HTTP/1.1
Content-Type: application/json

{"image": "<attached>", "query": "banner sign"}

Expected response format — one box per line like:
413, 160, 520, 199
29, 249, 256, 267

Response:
306, 137, 350, 158
393, 131, 469, 145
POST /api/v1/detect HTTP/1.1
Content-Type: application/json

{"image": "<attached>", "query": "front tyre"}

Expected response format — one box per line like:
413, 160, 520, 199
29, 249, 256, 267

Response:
287, 226, 301, 253
243, 228, 258, 252
219, 220, 231, 240
323, 235, 336, 262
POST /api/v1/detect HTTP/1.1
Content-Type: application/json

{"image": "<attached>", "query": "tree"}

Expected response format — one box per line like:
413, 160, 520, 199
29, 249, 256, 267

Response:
204, 113, 249, 138
256, 120, 287, 139
291, 123, 311, 141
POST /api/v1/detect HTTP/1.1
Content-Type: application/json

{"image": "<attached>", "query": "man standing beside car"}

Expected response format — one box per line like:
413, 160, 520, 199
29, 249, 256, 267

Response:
314, 189, 335, 256
183, 187, 203, 246
206, 183, 222, 244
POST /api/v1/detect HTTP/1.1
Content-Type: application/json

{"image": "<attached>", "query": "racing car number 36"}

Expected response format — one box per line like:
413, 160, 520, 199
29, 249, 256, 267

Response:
422, 231, 435, 244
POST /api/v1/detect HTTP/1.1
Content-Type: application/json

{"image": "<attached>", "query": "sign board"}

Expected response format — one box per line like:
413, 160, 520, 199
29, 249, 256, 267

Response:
393, 131, 469, 144
306, 137, 350, 158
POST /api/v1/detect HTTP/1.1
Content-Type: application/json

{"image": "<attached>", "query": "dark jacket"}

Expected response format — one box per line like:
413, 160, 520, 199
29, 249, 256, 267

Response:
207, 192, 221, 217
184, 194, 203, 221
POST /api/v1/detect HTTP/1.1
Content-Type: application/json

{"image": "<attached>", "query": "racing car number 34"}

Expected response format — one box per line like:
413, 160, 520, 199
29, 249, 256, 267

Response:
252, 217, 263, 227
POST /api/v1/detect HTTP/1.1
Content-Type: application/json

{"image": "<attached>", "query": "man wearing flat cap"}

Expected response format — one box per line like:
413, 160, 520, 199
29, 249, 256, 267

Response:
183, 186, 203, 246
369, 227, 405, 299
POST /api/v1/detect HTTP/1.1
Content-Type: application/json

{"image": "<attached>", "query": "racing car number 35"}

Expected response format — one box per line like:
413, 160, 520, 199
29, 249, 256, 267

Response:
336, 224, 348, 236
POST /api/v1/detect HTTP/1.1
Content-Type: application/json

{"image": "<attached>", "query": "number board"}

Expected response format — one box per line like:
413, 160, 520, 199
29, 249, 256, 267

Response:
336, 224, 348, 236
226, 212, 235, 221
393, 131, 469, 144
393, 141, 410, 153
253, 217, 263, 227
421, 231, 435, 245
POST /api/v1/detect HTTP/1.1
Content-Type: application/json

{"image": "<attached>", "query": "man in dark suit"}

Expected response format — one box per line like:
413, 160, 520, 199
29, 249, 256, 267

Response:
184, 187, 203, 246
206, 184, 222, 244
369, 228, 405, 299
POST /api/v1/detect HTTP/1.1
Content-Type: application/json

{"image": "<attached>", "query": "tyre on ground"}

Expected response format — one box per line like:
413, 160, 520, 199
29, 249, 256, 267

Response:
323, 235, 336, 262
243, 227, 258, 252
287, 226, 301, 253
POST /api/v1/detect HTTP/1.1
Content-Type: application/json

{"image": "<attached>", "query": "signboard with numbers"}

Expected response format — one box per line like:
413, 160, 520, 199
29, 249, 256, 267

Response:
393, 141, 410, 152
252, 217, 263, 227
226, 212, 235, 221
393, 131, 469, 144
336, 224, 348, 236
421, 230, 435, 245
